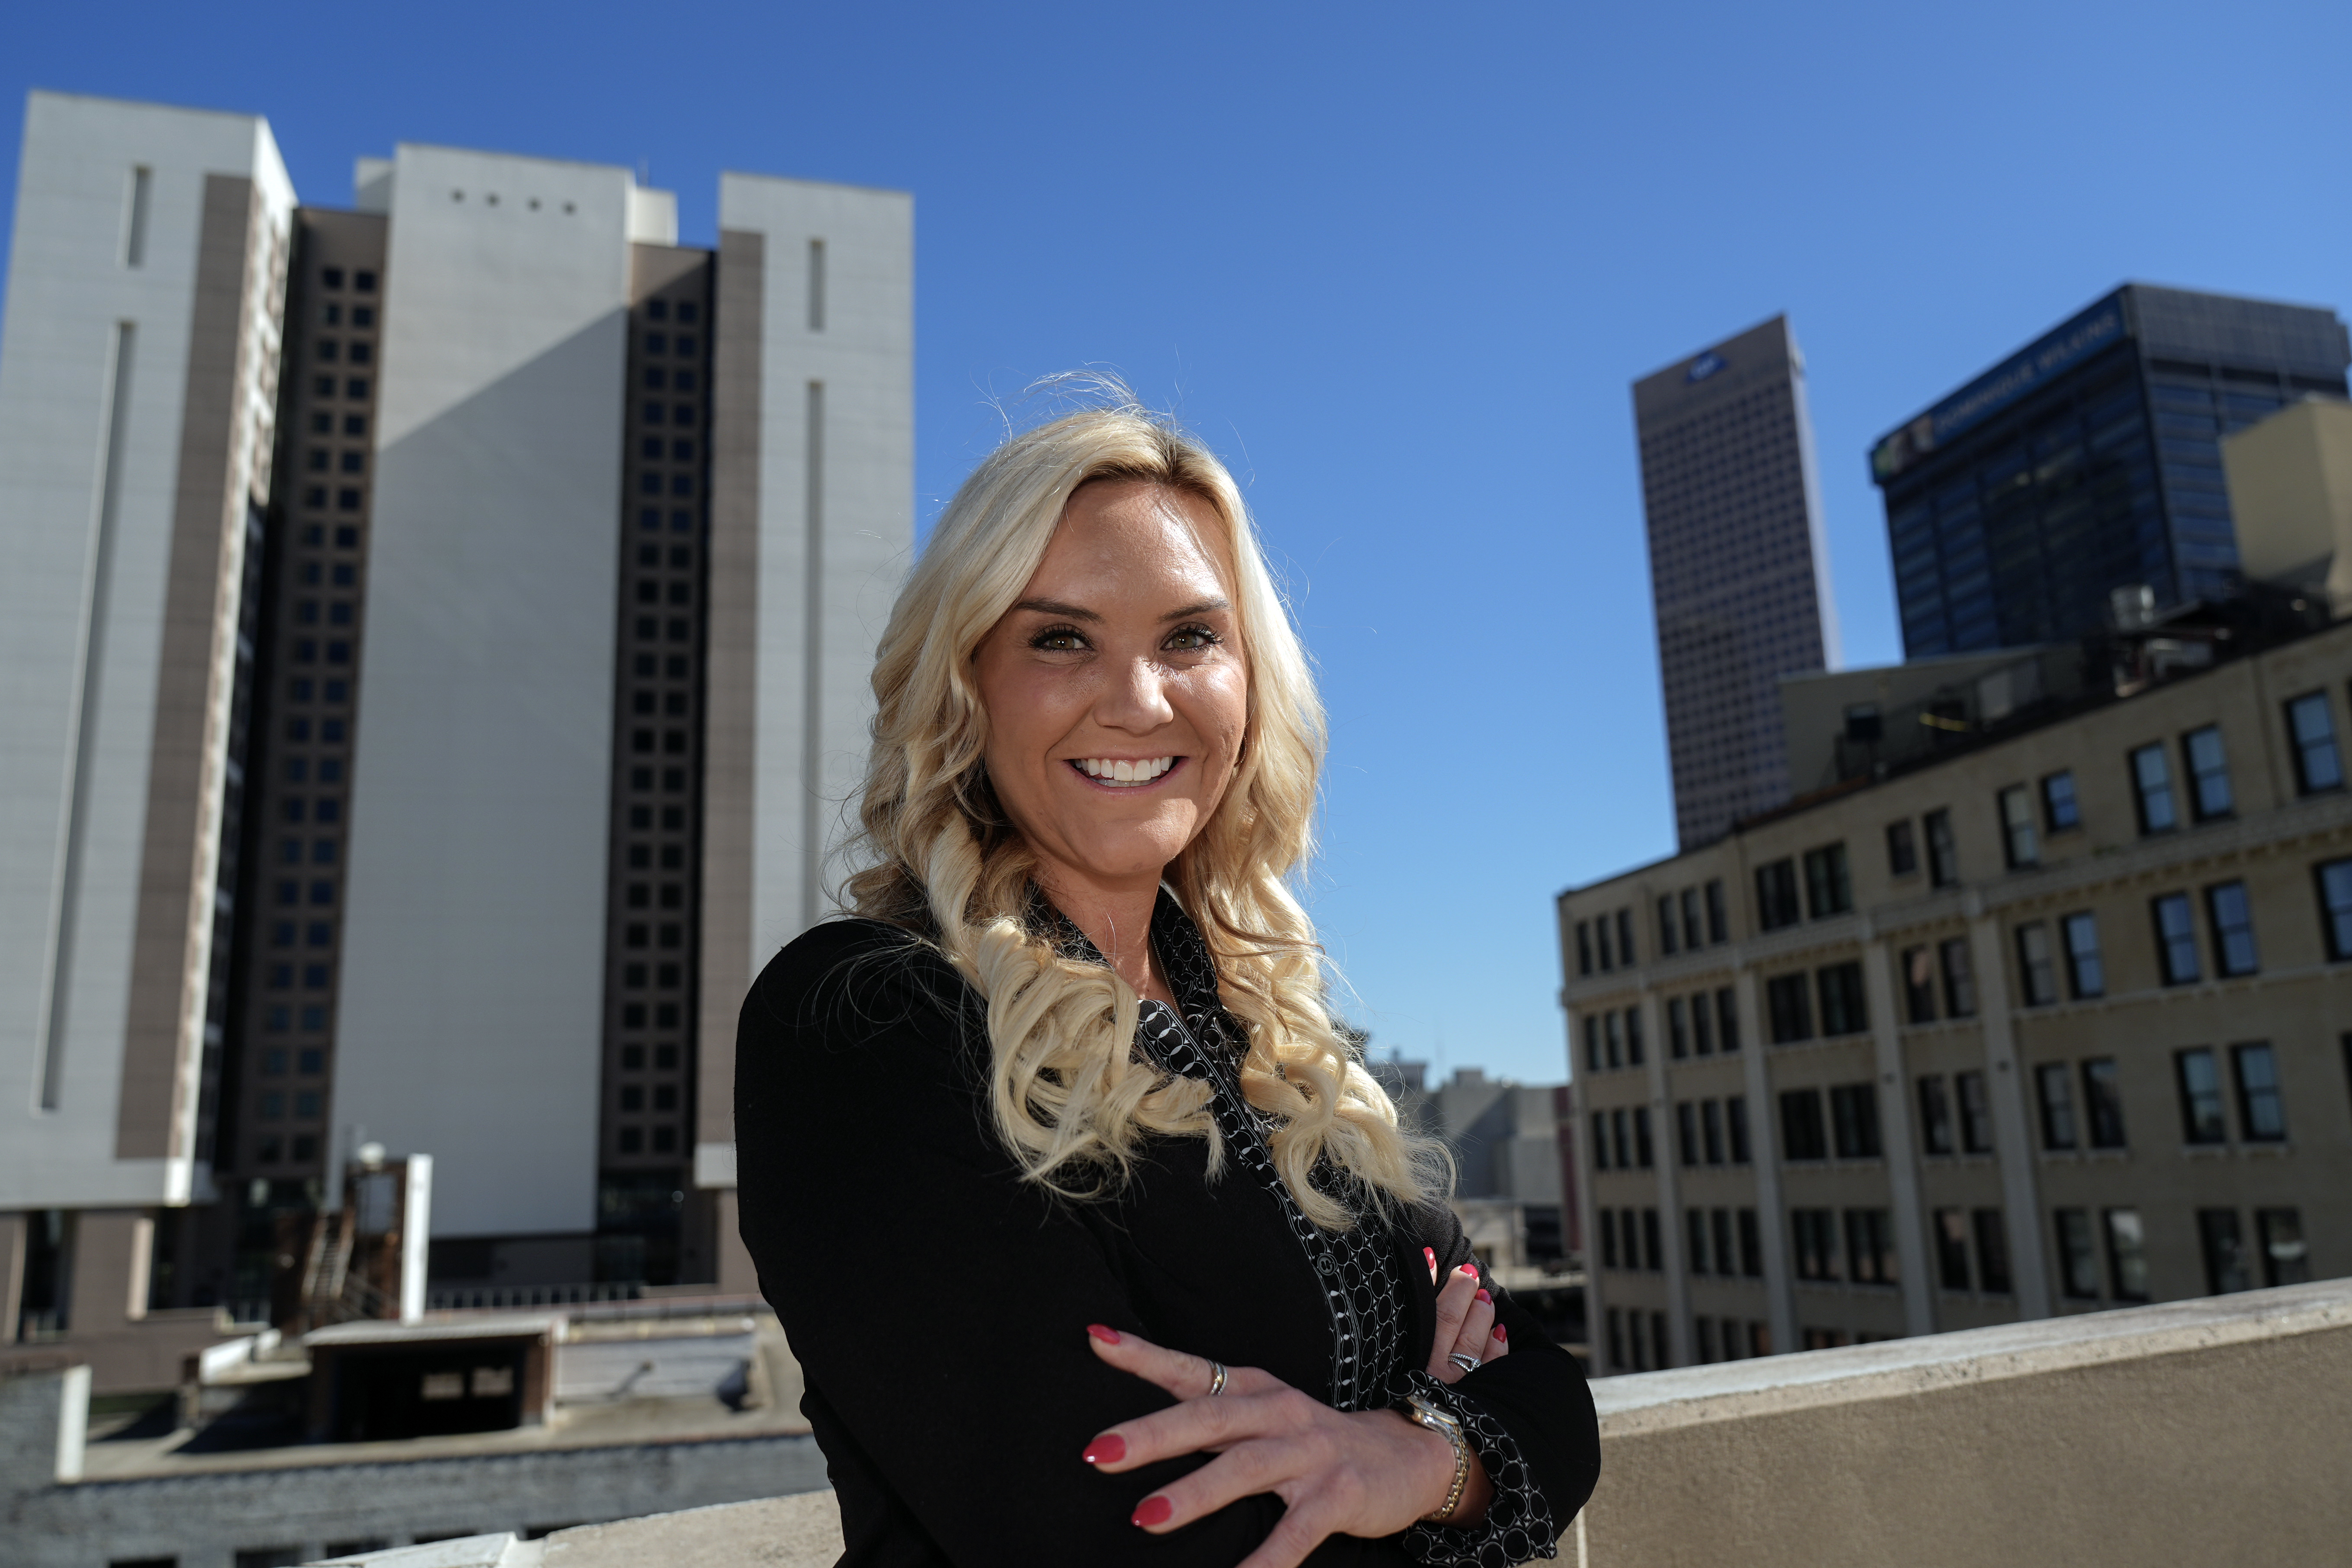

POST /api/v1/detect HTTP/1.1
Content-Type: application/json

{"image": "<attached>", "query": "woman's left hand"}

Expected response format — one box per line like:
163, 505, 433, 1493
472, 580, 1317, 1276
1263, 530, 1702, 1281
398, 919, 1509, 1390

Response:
1081, 1325, 1494, 1568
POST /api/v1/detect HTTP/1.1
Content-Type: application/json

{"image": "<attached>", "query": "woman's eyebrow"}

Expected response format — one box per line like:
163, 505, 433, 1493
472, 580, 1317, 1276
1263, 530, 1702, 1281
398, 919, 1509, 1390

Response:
1162, 598, 1231, 620
1011, 597, 1100, 622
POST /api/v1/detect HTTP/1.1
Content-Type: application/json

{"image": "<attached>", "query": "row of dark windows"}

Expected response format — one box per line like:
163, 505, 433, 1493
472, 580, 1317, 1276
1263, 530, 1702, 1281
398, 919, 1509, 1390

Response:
318, 267, 378, 292
313, 339, 373, 365
312, 375, 370, 401
620, 961, 686, 990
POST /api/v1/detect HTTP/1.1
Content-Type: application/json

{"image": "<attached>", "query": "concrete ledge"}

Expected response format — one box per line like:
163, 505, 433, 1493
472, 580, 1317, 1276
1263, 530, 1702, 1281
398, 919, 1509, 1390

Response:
1584, 1277, 2352, 1568
270, 1279, 2352, 1567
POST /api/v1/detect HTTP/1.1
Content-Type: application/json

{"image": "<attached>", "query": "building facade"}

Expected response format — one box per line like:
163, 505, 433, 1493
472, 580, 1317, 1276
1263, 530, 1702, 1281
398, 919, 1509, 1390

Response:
1871, 285, 2351, 659
0, 92, 911, 1364
1635, 315, 1840, 849
1559, 617, 2352, 1374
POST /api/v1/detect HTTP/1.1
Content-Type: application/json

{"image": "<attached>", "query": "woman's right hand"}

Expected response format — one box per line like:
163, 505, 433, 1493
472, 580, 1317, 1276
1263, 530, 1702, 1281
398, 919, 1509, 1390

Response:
1423, 1249, 1509, 1384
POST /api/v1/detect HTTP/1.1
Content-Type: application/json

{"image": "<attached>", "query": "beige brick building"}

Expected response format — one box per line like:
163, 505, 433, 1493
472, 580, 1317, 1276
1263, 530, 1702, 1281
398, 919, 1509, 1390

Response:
1559, 616, 2352, 1373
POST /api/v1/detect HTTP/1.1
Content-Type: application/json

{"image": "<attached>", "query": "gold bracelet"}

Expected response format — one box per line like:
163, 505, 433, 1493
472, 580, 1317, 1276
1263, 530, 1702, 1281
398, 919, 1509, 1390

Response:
1404, 1394, 1472, 1525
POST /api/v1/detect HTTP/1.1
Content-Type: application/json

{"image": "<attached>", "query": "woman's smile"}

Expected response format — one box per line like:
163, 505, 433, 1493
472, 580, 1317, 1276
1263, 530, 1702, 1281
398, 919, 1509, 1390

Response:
1068, 755, 1184, 789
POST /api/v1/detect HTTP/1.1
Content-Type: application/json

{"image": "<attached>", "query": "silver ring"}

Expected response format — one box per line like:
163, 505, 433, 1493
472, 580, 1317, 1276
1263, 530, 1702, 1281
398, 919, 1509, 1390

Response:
1447, 1352, 1481, 1374
1207, 1360, 1228, 1396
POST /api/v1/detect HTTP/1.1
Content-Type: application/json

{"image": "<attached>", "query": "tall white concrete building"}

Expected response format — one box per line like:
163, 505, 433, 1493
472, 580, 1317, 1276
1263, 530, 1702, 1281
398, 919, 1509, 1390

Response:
0, 91, 911, 1365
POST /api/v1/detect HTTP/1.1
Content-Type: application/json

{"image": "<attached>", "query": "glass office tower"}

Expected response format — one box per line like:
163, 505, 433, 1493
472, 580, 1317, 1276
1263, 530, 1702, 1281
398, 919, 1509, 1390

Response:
1871, 285, 2350, 657
1637, 315, 1840, 850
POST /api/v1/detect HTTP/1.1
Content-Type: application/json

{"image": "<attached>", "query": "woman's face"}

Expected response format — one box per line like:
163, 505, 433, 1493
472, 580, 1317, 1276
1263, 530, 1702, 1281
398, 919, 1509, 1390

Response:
972, 479, 1250, 899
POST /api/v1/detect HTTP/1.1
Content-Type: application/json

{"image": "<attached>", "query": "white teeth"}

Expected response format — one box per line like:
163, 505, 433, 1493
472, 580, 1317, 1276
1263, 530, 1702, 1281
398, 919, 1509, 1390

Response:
1072, 756, 1177, 786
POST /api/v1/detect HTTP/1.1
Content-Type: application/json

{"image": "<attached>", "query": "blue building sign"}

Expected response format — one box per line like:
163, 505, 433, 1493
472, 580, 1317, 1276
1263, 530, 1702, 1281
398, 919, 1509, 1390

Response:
1871, 293, 2130, 482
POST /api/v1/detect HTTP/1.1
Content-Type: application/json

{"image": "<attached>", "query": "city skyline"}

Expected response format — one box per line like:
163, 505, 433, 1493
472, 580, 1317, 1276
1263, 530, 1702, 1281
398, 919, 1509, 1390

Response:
4, 2, 2350, 1086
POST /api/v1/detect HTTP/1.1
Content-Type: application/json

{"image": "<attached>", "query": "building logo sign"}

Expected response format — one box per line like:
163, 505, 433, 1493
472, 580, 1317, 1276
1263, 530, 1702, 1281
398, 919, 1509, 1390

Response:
1685, 351, 1727, 384
1870, 294, 2130, 482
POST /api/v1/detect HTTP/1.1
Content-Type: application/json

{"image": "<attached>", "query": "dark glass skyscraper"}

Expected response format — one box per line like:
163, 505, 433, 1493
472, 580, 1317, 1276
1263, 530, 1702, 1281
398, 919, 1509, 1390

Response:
1871, 284, 2350, 657
1637, 315, 1839, 849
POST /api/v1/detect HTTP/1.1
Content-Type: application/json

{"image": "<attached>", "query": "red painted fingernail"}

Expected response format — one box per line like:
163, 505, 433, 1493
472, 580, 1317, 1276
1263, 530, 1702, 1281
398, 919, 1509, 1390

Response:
1476, 1289, 1491, 1304
1133, 1495, 1173, 1527
1083, 1434, 1126, 1465
1493, 1324, 1508, 1342
1424, 1246, 1437, 1265
1087, 1324, 1121, 1345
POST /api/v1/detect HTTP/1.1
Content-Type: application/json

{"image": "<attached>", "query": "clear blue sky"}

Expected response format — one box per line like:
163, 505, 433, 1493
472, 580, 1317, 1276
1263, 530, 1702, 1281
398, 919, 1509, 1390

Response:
7, 1, 2349, 1084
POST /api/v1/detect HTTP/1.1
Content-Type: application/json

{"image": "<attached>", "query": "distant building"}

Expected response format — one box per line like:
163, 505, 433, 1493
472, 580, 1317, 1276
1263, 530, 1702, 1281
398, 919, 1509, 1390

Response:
1635, 315, 1840, 850
1378, 1058, 1580, 1277
1870, 284, 2350, 659
0, 91, 912, 1379
2222, 395, 2352, 620
1559, 603, 2352, 1375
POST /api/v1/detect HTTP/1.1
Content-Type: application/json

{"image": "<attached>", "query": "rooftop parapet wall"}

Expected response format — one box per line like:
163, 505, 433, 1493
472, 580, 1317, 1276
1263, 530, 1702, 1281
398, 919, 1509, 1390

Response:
307, 1278, 2352, 1568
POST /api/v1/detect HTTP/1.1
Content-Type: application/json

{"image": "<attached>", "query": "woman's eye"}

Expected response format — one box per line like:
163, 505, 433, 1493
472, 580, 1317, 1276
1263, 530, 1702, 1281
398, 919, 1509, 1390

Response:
1165, 624, 1221, 652
1031, 626, 1088, 653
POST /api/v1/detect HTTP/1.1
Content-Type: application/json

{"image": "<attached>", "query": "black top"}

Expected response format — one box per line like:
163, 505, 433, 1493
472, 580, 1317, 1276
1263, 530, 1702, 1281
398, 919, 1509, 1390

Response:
736, 893, 1599, 1567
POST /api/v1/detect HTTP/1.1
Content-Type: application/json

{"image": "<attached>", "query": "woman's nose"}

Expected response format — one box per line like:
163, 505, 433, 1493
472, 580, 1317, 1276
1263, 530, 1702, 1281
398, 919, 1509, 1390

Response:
1097, 655, 1176, 732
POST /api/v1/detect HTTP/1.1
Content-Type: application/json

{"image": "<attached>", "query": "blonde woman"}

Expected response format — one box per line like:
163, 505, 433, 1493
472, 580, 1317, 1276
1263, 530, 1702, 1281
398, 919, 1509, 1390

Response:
736, 398, 1598, 1567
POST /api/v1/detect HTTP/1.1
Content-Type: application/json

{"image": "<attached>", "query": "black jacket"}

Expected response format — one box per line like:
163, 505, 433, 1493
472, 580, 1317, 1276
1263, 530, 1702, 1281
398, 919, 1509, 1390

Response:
736, 904, 1599, 1567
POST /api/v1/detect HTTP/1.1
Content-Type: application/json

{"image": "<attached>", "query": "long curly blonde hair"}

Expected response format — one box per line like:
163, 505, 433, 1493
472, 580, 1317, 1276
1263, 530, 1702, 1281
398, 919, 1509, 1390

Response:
842, 397, 1442, 1229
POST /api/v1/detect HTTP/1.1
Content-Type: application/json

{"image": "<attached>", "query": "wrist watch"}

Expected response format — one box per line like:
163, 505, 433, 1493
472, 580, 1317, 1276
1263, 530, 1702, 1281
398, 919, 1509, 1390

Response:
1402, 1393, 1472, 1525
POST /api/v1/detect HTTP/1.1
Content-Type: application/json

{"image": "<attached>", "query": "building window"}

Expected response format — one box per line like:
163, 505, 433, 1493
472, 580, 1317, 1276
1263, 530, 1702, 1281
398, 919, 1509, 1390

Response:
1938, 937, 1977, 1018
1575, 921, 1592, 976
2318, 859, 2352, 960
1676, 1102, 1698, 1166
1616, 908, 1635, 967
1802, 843, 1852, 917
1668, 996, 1688, 1058
1686, 1207, 1709, 1273
2041, 769, 2080, 831
1680, 887, 1703, 950
1973, 1209, 2012, 1293
2083, 1059, 2127, 1149
1589, 1111, 1610, 1170
1690, 991, 1714, 1054
1642, 1208, 1662, 1270
2054, 1209, 2099, 1299
1815, 962, 1867, 1036
2060, 912, 2104, 998
1633, 1107, 1654, 1168
1715, 987, 1740, 1051
2205, 881, 2258, 976
1918, 1075, 1954, 1155
2258, 1209, 2310, 1287
1845, 1210, 1896, 1284
1765, 974, 1813, 1043
2176, 1048, 2227, 1144
1657, 896, 1680, 957
1933, 1209, 1971, 1290
1899, 945, 1936, 1024
1595, 915, 1614, 971
2130, 743, 2177, 834
1756, 859, 1802, 931
1829, 1084, 1881, 1159
2152, 893, 2201, 984
2103, 1209, 2149, 1300
2230, 1043, 2285, 1142
1727, 1095, 1751, 1163
1998, 784, 2038, 868
1957, 1070, 1993, 1153
2015, 922, 2057, 1006
1624, 1007, 1646, 1065
1886, 819, 1918, 877
1582, 1016, 1601, 1073
1779, 1089, 1827, 1160
2035, 1062, 2077, 1150
1702, 1099, 1725, 1164
2182, 725, 2233, 820
1605, 1309, 1624, 1369
1791, 1209, 1838, 1281
2286, 692, 2344, 794
1705, 879, 1728, 943
1924, 808, 1959, 887
1738, 1208, 1762, 1277
2198, 1209, 2249, 1294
